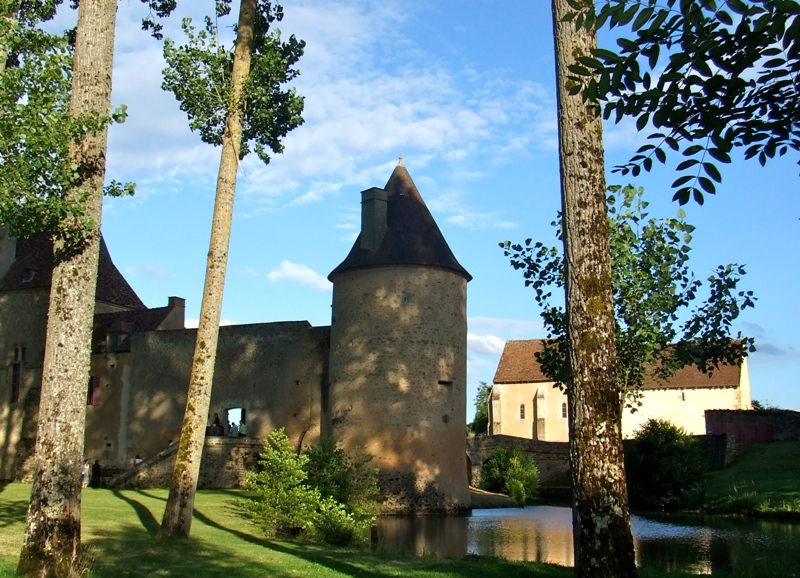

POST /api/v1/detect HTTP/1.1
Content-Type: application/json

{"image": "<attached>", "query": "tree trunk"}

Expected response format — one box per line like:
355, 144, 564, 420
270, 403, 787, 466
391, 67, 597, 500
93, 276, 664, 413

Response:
550, 1, 637, 577
159, 0, 256, 538
16, 0, 117, 576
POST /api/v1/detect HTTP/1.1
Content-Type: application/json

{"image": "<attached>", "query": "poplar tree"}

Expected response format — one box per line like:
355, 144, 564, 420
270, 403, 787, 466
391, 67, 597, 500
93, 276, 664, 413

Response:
551, 1, 637, 575
16, 0, 119, 574
156, 0, 304, 537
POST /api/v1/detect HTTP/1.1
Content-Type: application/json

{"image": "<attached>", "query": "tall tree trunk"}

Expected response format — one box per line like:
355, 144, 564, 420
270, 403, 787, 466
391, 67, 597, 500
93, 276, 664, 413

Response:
17, 0, 117, 575
550, 1, 637, 576
159, 0, 256, 538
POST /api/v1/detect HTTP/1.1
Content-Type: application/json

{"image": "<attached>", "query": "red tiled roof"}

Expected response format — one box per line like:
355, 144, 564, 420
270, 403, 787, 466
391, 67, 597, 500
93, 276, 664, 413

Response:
329, 164, 471, 281
0, 233, 145, 310
494, 338, 742, 389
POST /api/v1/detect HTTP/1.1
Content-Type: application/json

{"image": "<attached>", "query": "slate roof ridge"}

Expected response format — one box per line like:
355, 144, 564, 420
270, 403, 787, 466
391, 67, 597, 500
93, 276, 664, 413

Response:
0, 232, 145, 310
328, 163, 471, 281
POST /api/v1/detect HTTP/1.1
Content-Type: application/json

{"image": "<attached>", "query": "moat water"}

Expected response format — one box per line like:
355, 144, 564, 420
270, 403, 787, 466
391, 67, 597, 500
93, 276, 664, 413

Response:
377, 506, 800, 575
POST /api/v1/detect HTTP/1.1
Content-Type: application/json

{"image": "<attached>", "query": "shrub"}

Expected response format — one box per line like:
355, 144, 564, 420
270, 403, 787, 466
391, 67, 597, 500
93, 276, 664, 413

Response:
625, 418, 707, 511
240, 428, 320, 537
304, 437, 380, 533
480, 445, 539, 505
242, 431, 379, 546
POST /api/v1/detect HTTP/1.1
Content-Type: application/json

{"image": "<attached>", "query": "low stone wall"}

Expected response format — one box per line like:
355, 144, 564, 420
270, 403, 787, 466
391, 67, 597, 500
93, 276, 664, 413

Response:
466, 435, 571, 489
108, 437, 264, 489
706, 409, 800, 442
467, 433, 735, 492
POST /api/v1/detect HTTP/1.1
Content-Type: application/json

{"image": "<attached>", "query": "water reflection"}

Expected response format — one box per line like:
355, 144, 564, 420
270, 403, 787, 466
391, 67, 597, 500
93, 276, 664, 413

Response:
376, 507, 800, 575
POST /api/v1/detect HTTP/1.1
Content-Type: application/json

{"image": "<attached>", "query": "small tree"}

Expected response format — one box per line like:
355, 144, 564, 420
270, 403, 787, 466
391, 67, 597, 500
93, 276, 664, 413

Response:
468, 382, 492, 436
241, 431, 378, 545
303, 436, 380, 522
502, 185, 755, 410
625, 418, 707, 511
480, 446, 540, 505
241, 429, 320, 537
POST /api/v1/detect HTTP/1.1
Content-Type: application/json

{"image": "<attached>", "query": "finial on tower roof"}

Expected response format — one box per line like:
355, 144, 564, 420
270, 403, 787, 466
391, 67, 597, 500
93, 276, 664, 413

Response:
398, 154, 403, 165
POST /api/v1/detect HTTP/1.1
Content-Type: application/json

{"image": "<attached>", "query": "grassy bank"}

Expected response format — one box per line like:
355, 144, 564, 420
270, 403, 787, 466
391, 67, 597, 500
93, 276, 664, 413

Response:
703, 441, 800, 518
0, 483, 570, 578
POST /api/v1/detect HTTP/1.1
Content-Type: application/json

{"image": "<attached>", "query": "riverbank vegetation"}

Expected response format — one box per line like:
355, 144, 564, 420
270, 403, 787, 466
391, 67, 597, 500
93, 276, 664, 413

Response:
480, 445, 540, 505
703, 441, 800, 518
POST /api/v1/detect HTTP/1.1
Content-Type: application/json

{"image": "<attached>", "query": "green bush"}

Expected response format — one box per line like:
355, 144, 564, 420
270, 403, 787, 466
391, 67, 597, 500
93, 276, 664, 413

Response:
480, 446, 539, 505
625, 418, 707, 511
241, 431, 379, 545
240, 428, 320, 537
303, 437, 379, 521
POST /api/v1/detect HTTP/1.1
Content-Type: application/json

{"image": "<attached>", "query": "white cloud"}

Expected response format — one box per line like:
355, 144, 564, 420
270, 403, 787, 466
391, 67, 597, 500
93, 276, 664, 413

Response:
103, 0, 555, 221
267, 261, 332, 291
468, 333, 506, 356
468, 317, 544, 340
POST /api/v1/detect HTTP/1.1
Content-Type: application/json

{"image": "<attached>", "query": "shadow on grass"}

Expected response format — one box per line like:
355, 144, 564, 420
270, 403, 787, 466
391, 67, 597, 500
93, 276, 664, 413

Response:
111, 490, 160, 537
0, 499, 27, 529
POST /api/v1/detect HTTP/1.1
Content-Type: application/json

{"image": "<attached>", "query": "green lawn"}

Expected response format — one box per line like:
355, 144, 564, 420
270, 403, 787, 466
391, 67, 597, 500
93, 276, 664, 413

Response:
0, 483, 570, 578
704, 441, 800, 517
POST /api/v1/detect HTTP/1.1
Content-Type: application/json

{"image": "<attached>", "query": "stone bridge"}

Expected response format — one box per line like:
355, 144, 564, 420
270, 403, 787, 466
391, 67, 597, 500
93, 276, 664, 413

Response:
466, 435, 571, 489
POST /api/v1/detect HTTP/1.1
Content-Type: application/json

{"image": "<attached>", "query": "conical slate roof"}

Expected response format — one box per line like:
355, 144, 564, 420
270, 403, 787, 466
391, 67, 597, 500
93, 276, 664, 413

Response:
0, 233, 146, 310
328, 164, 471, 281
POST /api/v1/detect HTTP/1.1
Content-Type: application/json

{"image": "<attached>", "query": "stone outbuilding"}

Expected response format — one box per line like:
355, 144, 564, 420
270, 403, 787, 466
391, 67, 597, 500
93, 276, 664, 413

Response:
490, 339, 752, 441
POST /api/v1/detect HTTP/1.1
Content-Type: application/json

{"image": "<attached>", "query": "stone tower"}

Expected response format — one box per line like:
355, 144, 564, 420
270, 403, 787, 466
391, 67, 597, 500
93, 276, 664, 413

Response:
327, 162, 472, 513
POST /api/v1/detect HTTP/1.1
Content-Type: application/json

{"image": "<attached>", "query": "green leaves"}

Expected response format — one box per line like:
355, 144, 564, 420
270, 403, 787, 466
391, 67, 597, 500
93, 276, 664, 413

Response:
502, 186, 756, 402
160, 2, 305, 164
569, 0, 799, 204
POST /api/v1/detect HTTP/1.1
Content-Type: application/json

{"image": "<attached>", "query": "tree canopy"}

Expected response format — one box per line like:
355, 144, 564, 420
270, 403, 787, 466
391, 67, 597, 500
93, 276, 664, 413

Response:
502, 185, 755, 407
567, 0, 799, 204
468, 381, 491, 435
0, 0, 133, 247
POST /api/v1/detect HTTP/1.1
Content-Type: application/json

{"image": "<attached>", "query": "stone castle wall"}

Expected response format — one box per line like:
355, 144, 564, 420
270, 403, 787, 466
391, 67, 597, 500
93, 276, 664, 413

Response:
706, 408, 800, 441
0, 289, 49, 480
329, 266, 469, 513
109, 437, 264, 489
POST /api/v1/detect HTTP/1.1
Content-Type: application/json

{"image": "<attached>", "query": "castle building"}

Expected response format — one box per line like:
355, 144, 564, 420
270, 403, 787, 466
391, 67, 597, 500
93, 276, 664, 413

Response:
0, 163, 471, 513
490, 339, 752, 441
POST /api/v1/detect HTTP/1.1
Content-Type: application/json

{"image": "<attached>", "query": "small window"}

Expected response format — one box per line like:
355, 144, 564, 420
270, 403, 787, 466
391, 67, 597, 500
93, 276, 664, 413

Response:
519, 404, 525, 419
87, 376, 103, 406
11, 363, 20, 404
561, 402, 567, 418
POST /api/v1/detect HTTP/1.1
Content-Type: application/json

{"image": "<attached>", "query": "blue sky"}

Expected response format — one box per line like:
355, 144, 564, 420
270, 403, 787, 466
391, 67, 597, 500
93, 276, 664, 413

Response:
54, 1, 799, 419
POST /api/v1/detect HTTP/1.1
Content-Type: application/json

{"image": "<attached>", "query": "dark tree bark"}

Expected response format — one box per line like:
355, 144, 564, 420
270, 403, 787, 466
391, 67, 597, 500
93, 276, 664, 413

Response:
550, 1, 637, 576
16, 0, 117, 576
159, 0, 256, 537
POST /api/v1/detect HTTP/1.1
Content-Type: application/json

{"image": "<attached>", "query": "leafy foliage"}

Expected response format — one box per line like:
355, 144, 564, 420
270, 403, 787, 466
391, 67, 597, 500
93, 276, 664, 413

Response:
566, 0, 799, 204
161, 1, 305, 163
480, 445, 540, 505
468, 381, 491, 435
501, 185, 755, 408
624, 418, 708, 510
241, 428, 321, 538
241, 430, 378, 545
0, 1, 133, 247
303, 436, 380, 524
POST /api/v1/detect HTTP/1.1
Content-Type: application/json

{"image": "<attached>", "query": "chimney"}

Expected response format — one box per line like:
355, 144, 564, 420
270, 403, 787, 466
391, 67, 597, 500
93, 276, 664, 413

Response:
165, 296, 186, 330
360, 187, 388, 252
